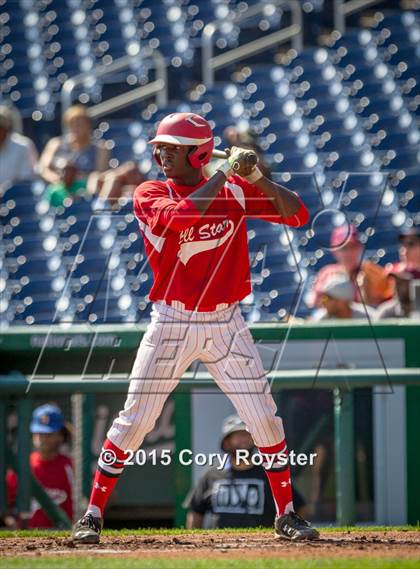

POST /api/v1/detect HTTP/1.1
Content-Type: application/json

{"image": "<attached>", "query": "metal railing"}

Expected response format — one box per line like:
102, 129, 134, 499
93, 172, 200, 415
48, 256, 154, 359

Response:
202, 0, 303, 88
61, 50, 167, 127
334, 0, 386, 34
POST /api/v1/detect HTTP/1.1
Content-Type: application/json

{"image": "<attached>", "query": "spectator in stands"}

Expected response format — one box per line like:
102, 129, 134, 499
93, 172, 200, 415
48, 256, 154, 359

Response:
0, 105, 38, 186
310, 274, 376, 320
387, 227, 420, 279
376, 227, 420, 319
6, 404, 73, 529
39, 104, 110, 206
377, 270, 416, 319
93, 160, 145, 202
39, 104, 145, 205
307, 225, 393, 310
184, 415, 306, 529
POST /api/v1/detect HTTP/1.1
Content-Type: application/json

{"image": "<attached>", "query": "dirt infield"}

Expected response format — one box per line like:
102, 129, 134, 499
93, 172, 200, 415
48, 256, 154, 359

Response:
1, 530, 420, 560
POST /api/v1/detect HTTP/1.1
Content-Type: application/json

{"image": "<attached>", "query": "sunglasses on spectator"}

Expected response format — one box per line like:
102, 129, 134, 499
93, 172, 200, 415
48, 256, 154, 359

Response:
401, 239, 419, 247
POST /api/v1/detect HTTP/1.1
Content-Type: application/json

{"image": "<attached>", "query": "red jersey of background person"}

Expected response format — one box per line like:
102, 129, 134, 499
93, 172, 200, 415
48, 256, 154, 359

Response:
7, 452, 73, 528
133, 174, 309, 311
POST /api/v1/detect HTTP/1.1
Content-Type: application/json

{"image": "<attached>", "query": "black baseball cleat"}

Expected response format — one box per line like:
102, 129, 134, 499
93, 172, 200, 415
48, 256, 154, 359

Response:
275, 511, 320, 541
71, 513, 103, 544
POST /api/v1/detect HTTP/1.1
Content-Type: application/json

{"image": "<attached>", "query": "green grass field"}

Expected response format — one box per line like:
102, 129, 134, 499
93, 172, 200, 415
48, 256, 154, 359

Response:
1, 525, 418, 538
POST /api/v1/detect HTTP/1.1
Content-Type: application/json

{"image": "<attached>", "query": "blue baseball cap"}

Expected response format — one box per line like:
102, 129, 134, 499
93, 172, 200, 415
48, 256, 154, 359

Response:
30, 404, 64, 434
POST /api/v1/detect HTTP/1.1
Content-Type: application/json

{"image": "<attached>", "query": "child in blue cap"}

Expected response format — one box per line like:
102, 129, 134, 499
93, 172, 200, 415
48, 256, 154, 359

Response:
7, 404, 73, 528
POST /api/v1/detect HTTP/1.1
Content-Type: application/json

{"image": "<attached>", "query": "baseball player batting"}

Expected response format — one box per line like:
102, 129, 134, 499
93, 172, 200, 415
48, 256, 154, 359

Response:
72, 112, 319, 543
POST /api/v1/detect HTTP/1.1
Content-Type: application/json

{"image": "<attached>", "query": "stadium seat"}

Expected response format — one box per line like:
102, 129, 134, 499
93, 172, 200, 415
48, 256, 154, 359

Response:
1, 4, 419, 325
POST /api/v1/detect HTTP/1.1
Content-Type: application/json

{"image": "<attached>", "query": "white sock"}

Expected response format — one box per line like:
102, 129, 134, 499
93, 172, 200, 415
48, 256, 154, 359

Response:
284, 501, 294, 515
86, 505, 102, 519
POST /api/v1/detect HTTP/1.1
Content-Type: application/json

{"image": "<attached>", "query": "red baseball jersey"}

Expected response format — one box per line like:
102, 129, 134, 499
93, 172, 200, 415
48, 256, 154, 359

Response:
133, 175, 309, 311
7, 452, 73, 528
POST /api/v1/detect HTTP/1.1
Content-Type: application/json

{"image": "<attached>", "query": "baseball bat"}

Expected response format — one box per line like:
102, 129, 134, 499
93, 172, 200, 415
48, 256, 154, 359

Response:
212, 149, 228, 159
212, 148, 258, 170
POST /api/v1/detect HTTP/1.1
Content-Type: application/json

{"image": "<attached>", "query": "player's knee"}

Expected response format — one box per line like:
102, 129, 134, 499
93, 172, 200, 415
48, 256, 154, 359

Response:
121, 407, 160, 435
254, 413, 285, 440
115, 411, 137, 429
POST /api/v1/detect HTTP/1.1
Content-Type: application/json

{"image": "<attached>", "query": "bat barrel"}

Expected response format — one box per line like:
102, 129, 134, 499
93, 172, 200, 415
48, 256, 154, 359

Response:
212, 149, 258, 166
212, 149, 227, 159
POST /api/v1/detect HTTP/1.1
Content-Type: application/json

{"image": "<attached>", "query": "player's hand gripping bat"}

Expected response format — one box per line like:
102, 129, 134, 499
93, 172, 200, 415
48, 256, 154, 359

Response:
212, 146, 258, 177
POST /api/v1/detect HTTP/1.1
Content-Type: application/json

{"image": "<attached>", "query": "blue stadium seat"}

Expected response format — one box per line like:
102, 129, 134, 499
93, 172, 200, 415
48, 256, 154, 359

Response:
387, 148, 420, 169
10, 278, 56, 300
11, 298, 59, 325
74, 296, 136, 324
67, 255, 112, 279
373, 131, 420, 150
2, 4, 419, 323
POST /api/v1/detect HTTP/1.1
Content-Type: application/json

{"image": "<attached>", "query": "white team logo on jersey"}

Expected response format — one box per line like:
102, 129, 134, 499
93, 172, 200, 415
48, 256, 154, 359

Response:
178, 219, 235, 265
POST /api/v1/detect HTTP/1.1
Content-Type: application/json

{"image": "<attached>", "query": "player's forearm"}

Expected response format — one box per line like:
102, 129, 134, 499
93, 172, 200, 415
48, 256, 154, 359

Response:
154, 172, 229, 230
187, 171, 227, 214
157, 173, 226, 230
253, 176, 303, 217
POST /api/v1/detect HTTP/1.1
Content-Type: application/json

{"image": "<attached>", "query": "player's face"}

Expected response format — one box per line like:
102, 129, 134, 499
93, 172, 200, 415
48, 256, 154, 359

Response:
32, 432, 63, 456
156, 143, 192, 178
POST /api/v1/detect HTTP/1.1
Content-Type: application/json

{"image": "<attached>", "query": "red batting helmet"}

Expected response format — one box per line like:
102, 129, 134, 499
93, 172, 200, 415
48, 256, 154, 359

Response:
149, 112, 214, 168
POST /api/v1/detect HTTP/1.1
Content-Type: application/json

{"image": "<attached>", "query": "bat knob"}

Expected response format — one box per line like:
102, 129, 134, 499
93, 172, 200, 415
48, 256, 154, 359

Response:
248, 153, 258, 166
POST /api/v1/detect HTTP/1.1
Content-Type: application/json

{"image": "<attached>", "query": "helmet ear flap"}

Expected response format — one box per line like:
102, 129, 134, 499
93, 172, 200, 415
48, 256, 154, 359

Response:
188, 140, 214, 168
153, 146, 162, 166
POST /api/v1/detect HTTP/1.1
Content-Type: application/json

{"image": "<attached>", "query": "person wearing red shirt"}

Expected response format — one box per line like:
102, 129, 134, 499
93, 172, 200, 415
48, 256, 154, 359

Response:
72, 113, 318, 543
306, 225, 393, 309
7, 404, 73, 528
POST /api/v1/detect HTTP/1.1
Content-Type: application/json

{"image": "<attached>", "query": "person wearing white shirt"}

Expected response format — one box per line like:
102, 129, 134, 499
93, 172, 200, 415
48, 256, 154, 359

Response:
0, 105, 38, 187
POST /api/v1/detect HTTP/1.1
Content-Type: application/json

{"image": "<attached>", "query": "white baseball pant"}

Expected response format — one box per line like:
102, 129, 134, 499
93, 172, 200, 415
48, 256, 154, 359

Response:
107, 301, 285, 451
